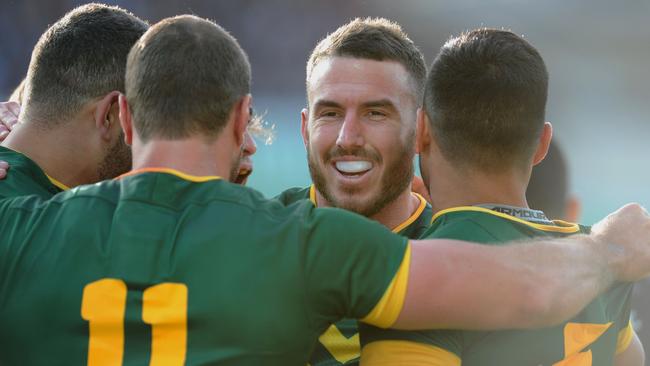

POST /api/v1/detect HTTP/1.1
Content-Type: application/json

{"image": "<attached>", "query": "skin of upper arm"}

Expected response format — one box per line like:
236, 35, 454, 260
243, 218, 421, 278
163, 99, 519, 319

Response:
614, 330, 645, 366
393, 235, 559, 331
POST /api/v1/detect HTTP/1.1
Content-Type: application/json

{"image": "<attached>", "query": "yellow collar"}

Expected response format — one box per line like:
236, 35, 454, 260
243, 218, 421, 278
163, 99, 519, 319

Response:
117, 167, 222, 183
309, 184, 428, 233
431, 206, 580, 233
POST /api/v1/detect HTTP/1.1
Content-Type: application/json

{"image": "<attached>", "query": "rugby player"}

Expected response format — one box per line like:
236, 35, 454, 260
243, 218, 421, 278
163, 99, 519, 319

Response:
359, 29, 644, 366
1, 15, 650, 366
0, 4, 257, 191
275, 18, 432, 365
0, 3, 147, 198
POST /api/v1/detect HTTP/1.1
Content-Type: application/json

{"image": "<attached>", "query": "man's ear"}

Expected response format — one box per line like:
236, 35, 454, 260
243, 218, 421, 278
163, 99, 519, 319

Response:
300, 108, 309, 150
233, 94, 252, 148
533, 122, 553, 166
118, 94, 133, 146
94, 91, 121, 141
416, 108, 431, 154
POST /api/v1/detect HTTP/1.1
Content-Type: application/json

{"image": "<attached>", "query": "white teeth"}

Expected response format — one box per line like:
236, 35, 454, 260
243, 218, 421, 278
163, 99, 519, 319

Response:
335, 161, 372, 174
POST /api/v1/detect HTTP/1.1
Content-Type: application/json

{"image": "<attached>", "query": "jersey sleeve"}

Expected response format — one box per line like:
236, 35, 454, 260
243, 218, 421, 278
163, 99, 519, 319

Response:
300, 206, 409, 330
359, 322, 462, 366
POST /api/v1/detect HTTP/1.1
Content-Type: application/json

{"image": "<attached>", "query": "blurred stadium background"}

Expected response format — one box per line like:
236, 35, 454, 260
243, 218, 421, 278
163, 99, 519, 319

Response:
2, 0, 649, 358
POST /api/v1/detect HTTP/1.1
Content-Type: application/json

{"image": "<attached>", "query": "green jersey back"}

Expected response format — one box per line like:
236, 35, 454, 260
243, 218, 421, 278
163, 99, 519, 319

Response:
0, 146, 66, 199
0, 169, 410, 366
276, 185, 433, 366
360, 206, 634, 366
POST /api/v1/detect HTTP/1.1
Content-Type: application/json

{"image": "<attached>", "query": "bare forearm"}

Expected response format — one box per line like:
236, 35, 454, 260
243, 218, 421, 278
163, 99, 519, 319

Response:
394, 235, 616, 330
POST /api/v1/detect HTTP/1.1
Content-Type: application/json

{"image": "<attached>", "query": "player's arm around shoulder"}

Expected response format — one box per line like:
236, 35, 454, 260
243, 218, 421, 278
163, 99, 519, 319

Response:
358, 219, 489, 366
392, 204, 650, 331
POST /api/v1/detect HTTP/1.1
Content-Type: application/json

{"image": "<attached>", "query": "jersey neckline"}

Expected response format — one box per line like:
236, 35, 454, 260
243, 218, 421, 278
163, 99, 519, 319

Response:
308, 184, 429, 233
117, 167, 222, 183
431, 205, 581, 233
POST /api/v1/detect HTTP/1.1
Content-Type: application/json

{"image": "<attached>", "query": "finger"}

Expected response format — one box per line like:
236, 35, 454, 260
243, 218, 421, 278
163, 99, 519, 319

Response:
6, 101, 20, 117
0, 130, 9, 141
0, 107, 19, 130
0, 170, 6, 179
0, 161, 8, 169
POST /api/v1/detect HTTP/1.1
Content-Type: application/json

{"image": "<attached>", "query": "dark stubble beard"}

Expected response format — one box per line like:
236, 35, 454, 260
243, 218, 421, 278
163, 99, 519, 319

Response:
228, 145, 244, 183
97, 132, 132, 181
307, 136, 415, 218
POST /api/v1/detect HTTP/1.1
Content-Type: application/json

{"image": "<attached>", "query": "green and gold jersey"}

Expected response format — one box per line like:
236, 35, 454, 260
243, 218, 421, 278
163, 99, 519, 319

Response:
277, 184, 433, 366
0, 145, 68, 199
0, 168, 412, 366
360, 205, 634, 366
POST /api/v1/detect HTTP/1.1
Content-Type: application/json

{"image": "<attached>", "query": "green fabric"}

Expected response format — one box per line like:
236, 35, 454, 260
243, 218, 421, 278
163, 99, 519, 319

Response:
276, 186, 433, 366
274, 186, 311, 206
0, 145, 63, 199
0, 172, 408, 365
360, 208, 633, 366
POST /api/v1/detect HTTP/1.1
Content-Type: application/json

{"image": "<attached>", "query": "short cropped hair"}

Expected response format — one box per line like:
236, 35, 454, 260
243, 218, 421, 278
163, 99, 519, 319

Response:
24, 3, 148, 126
306, 17, 426, 102
125, 15, 251, 141
425, 28, 548, 172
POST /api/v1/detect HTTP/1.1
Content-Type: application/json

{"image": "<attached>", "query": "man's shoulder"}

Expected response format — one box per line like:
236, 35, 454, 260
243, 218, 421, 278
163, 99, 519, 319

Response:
274, 185, 312, 206
422, 207, 585, 243
0, 146, 61, 199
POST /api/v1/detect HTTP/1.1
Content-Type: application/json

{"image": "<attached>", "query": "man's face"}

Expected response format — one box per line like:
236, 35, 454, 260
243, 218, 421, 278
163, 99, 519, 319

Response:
302, 57, 416, 217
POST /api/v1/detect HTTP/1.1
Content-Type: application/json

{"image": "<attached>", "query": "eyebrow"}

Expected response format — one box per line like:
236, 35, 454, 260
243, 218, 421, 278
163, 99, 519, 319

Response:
361, 99, 398, 111
312, 99, 398, 111
312, 99, 342, 110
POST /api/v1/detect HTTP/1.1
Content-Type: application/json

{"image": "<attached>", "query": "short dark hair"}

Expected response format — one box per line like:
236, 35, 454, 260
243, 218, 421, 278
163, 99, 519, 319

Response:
306, 17, 426, 102
424, 28, 548, 172
125, 15, 251, 142
23, 3, 148, 126
527, 141, 568, 218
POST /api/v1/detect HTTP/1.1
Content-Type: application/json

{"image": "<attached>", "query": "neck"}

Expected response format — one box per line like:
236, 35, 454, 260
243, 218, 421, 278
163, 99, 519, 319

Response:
132, 136, 235, 179
2, 121, 96, 188
315, 187, 420, 231
428, 162, 530, 213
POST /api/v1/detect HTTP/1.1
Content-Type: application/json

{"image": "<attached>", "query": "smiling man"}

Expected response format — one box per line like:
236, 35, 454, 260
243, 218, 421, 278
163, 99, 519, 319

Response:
276, 18, 432, 366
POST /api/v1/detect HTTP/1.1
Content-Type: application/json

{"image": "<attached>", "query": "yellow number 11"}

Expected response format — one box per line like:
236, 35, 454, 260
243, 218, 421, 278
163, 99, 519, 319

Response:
81, 278, 188, 366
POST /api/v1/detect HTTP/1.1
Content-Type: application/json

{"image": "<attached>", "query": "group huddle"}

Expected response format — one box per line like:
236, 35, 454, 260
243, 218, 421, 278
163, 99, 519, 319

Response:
0, 3, 649, 365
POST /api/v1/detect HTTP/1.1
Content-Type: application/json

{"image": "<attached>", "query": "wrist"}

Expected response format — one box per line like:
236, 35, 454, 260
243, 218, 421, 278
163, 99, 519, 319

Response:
586, 233, 622, 285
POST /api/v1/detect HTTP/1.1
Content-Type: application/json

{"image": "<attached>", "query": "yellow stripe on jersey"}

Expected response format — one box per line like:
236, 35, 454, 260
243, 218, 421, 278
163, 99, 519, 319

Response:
361, 243, 411, 328
46, 174, 70, 191
392, 193, 427, 233
431, 206, 581, 233
318, 325, 360, 364
361, 340, 461, 366
309, 184, 317, 205
555, 322, 612, 365
117, 168, 222, 183
615, 321, 634, 354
